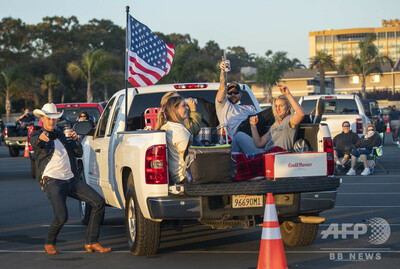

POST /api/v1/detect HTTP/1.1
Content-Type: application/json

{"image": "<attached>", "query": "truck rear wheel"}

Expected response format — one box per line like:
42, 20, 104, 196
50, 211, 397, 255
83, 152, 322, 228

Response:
125, 185, 160, 255
9, 147, 20, 157
280, 221, 318, 246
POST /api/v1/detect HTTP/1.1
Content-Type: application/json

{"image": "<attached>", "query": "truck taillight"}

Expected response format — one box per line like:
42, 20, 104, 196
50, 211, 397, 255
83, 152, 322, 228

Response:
145, 145, 168, 184
4, 127, 7, 138
356, 118, 363, 134
323, 137, 334, 175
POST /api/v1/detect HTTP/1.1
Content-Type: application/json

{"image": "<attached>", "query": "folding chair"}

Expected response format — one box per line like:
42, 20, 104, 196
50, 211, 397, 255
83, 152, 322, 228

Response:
144, 107, 161, 130
369, 133, 387, 174
354, 132, 387, 174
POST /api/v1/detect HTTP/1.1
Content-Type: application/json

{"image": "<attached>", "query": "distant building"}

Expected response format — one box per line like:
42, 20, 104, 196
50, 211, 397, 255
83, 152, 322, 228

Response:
309, 19, 400, 65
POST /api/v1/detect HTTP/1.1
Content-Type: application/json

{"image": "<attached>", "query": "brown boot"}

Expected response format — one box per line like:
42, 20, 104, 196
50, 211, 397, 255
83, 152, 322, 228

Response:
44, 244, 58, 255
84, 243, 111, 253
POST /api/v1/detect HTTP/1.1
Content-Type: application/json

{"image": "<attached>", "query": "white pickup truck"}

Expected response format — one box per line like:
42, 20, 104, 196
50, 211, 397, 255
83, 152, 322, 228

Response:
75, 83, 341, 255
299, 94, 371, 139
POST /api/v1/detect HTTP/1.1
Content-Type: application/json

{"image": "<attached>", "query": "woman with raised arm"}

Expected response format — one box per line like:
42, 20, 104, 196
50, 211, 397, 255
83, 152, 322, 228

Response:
231, 84, 305, 154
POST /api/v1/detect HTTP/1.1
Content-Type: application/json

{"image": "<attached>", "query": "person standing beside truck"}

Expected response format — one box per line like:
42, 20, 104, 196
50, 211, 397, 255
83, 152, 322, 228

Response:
389, 105, 400, 144
17, 108, 35, 136
160, 96, 192, 183
30, 103, 111, 255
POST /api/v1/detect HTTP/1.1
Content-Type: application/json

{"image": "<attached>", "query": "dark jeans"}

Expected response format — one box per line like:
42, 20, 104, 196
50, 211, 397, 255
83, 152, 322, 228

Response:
43, 177, 105, 245
351, 149, 372, 157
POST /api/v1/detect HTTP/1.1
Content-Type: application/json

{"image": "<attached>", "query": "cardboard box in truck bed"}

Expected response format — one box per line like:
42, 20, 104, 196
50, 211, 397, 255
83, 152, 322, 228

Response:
264, 152, 327, 178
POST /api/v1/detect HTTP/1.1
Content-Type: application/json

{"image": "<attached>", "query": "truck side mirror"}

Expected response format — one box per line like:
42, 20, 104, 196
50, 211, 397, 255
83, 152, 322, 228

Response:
73, 121, 94, 136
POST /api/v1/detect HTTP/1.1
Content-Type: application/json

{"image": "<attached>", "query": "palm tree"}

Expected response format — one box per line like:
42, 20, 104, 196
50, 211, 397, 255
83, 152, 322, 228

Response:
255, 50, 292, 103
338, 34, 385, 99
41, 73, 60, 103
310, 51, 335, 94
67, 49, 119, 103
0, 66, 24, 122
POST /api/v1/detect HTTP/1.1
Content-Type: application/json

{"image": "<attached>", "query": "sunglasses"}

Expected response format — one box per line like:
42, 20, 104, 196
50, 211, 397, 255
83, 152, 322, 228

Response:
227, 91, 241, 95
79, 115, 87, 118
367, 129, 374, 131
342, 124, 350, 127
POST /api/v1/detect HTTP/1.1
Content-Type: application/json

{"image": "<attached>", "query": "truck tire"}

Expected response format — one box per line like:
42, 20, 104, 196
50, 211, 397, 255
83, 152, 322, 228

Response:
125, 185, 161, 255
30, 159, 36, 178
78, 170, 104, 225
280, 221, 318, 247
9, 147, 20, 157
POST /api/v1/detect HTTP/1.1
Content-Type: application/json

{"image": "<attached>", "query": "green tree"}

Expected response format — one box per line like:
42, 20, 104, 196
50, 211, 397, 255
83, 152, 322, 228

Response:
255, 50, 292, 103
41, 73, 60, 103
0, 66, 25, 121
310, 51, 335, 94
0, 18, 33, 69
67, 49, 119, 102
339, 34, 385, 99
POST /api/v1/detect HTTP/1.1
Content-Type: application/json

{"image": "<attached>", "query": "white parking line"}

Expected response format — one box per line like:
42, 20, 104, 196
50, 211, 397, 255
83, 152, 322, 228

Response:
1, 250, 399, 254
40, 224, 125, 228
335, 206, 400, 208
338, 193, 400, 194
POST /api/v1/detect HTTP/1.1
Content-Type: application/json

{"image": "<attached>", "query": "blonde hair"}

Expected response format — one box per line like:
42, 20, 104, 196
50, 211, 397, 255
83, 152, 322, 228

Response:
155, 91, 179, 130
272, 95, 291, 126
163, 96, 185, 124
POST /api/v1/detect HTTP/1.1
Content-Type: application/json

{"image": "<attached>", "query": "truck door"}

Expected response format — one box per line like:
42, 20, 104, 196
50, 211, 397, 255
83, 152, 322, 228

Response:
87, 97, 116, 189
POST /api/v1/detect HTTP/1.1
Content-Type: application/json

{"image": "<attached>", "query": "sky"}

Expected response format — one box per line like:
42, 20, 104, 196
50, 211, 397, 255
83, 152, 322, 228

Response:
1, 0, 400, 65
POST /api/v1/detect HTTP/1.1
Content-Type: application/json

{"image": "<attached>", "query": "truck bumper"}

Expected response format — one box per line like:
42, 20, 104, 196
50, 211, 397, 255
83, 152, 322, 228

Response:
147, 197, 201, 219
147, 190, 338, 220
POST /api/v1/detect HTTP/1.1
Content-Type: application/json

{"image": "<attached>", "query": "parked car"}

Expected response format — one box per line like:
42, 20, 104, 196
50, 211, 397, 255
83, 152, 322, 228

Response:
28, 102, 104, 178
3, 113, 36, 157
74, 82, 340, 255
299, 94, 371, 138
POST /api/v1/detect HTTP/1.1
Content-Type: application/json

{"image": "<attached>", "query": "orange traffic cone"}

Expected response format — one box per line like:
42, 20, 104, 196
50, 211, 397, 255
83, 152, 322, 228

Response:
386, 122, 391, 133
24, 141, 29, 157
257, 193, 288, 269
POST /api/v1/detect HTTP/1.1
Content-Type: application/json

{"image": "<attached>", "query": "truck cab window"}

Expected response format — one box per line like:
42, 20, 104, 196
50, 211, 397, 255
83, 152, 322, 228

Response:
96, 97, 115, 138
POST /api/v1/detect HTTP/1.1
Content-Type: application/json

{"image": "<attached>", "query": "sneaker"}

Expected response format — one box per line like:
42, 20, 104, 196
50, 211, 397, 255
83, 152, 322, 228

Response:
336, 161, 344, 168
361, 168, 371, 176
346, 168, 356, 176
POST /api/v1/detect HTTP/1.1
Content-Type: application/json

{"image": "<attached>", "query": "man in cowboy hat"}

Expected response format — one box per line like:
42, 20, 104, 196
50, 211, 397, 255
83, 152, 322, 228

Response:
30, 103, 111, 255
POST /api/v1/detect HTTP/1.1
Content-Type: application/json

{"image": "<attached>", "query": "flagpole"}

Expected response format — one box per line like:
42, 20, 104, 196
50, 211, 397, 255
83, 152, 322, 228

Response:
124, 6, 130, 130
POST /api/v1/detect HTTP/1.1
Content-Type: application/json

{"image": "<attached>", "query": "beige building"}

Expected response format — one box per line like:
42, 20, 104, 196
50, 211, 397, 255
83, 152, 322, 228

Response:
309, 19, 400, 64
250, 19, 400, 103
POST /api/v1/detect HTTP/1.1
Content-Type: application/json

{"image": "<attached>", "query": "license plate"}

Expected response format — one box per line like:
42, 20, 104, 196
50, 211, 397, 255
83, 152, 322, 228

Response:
232, 195, 263, 208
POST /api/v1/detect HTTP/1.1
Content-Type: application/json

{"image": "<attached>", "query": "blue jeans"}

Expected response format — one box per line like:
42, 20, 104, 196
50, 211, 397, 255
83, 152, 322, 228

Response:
231, 131, 266, 154
351, 149, 372, 157
43, 177, 105, 245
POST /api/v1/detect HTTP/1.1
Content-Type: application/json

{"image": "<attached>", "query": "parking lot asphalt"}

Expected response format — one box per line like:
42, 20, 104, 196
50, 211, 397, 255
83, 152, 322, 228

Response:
0, 137, 399, 268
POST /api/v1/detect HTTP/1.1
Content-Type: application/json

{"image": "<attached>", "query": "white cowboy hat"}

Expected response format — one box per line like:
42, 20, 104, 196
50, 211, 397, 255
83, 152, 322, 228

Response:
33, 103, 63, 119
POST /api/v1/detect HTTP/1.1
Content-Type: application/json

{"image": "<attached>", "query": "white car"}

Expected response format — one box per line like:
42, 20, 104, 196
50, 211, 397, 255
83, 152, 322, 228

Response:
299, 94, 371, 138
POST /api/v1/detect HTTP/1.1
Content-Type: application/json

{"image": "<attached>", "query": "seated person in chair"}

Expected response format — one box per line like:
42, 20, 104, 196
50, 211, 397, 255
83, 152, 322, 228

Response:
346, 124, 381, 176
333, 121, 360, 168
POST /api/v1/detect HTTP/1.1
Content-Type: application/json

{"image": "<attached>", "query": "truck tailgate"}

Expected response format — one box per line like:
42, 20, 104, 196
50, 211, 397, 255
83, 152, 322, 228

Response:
184, 176, 340, 196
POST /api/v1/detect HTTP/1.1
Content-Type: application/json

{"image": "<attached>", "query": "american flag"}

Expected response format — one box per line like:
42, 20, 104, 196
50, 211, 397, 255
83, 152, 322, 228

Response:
128, 15, 174, 87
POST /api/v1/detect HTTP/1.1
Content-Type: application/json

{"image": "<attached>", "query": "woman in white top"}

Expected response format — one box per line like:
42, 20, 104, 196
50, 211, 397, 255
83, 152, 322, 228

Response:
160, 96, 191, 183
